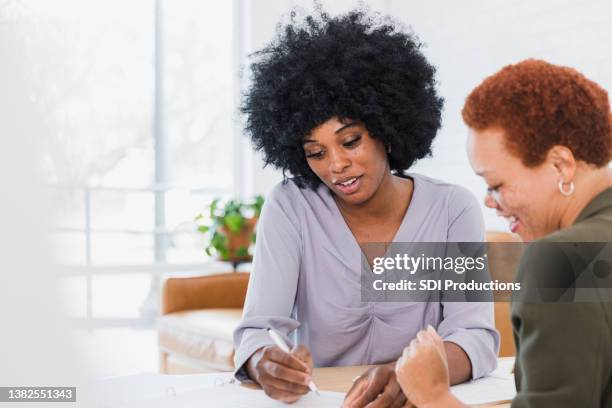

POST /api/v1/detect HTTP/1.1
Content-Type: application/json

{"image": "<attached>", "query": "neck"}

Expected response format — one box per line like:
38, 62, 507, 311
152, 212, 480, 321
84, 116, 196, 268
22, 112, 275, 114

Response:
335, 172, 409, 222
559, 166, 612, 229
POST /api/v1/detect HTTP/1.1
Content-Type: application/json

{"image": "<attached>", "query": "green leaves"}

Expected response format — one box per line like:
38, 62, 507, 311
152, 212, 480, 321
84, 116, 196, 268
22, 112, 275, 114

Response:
209, 198, 219, 219
224, 212, 244, 233
251, 195, 264, 217
195, 195, 265, 261
209, 231, 229, 260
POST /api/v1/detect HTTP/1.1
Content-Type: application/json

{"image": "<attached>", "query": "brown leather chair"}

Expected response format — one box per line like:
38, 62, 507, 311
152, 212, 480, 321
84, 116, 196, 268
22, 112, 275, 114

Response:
158, 272, 249, 373
486, 231, 522, 357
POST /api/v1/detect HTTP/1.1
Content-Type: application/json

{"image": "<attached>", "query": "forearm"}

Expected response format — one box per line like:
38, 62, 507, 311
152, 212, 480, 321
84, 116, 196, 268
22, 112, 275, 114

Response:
444, 342, 472, 385
422, 391, 467, 408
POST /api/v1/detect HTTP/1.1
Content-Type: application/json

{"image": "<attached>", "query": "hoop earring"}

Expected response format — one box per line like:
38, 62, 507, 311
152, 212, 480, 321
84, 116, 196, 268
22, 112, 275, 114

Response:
558, 180, 575, 196
387, 144, 392, 154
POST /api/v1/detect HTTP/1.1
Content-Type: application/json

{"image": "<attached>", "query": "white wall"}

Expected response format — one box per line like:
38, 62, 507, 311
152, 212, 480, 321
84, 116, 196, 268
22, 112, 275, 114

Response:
242, 0, 612, 231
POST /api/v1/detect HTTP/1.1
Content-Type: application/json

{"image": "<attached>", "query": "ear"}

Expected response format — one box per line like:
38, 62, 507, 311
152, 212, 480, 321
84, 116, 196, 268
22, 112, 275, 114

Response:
546, 145, 576, 182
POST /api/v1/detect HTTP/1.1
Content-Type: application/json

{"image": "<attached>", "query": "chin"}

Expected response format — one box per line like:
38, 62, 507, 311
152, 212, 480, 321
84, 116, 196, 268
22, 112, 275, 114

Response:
518, 229, 546, 243
339, 193, 366, 205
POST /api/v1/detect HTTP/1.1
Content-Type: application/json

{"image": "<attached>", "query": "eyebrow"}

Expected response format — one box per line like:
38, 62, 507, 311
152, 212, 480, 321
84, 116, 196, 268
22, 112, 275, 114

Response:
302, 122, 358, 144
334, 122, 358, 134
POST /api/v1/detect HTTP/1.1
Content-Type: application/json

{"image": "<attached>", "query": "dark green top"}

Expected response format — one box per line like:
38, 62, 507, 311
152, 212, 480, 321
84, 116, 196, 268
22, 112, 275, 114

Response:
511, 187, 612, 408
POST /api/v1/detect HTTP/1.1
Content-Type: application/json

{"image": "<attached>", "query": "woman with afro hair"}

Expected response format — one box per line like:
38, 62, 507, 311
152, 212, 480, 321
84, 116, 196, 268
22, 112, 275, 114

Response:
232, 8, 499, 406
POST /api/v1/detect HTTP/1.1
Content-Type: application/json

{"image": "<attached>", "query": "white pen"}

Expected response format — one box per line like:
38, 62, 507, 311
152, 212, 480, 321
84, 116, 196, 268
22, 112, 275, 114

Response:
267, 328, 320, 396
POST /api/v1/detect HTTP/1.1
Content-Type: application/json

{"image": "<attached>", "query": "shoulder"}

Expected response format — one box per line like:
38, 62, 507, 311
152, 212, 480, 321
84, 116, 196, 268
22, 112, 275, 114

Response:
410, 173, 480, 213
408, 173, 484, 241
515, 234, 588, 302
262, 179, 332, 220
410, 173, 483, 226
266, 179, 326, 207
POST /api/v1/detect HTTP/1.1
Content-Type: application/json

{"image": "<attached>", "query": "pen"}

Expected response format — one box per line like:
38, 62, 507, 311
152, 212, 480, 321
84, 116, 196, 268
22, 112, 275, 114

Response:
267, 328, 320, 396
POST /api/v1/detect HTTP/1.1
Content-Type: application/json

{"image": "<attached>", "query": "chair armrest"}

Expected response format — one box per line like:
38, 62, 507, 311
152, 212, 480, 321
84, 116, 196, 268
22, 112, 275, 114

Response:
161, 272, 250, 315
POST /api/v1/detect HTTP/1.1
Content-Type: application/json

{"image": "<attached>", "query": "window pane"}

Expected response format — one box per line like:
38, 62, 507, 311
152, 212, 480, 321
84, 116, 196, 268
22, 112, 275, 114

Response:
92, 274, 151, 318
59, 276, 88, 318
52, 232, 86, 265
49, 188, 86, 230
91, 233, 153, 265
164, 1, 234, 189
90, 190, 154, 231
25, 0, 155, 187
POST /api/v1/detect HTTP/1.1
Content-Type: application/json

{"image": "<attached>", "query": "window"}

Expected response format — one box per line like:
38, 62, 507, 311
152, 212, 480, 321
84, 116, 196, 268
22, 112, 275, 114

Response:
17, 0, 236, 324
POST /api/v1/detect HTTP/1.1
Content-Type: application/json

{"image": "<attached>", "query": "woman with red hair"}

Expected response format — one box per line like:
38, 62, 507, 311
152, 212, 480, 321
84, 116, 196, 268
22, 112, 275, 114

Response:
394, 59, 612, 407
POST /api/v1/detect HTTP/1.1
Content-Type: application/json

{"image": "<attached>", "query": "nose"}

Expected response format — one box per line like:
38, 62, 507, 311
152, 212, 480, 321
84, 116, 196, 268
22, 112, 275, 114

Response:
484, 193, 499, 209
328, 148, 351, 174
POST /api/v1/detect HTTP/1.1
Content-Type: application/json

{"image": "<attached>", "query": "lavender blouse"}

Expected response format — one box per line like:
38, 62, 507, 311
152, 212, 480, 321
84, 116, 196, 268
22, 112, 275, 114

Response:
233, 173, 499, 381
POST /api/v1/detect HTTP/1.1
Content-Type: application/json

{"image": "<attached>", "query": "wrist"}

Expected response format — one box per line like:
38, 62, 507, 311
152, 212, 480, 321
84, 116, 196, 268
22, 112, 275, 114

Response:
420, 390, 458, 408
246, 347, 266, 384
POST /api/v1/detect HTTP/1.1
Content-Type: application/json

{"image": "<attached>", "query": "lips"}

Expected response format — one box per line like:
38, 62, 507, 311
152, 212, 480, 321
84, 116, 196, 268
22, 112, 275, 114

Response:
507, 216, 520, 233
334, 175, 362, 195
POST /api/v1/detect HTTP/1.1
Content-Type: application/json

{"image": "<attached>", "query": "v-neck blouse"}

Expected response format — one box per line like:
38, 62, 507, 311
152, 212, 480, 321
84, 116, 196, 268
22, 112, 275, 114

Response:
233, 173, 499, 381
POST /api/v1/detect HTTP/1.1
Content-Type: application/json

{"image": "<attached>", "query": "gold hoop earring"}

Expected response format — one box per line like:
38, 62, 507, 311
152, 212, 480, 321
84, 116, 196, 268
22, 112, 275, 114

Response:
558, 180, 575, 196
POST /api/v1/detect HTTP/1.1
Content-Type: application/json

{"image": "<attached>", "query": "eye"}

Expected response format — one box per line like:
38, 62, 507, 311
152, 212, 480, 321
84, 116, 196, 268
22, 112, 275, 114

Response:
487, 183, 502, 194
343, 135, 362, 148
305, 150, 324, 159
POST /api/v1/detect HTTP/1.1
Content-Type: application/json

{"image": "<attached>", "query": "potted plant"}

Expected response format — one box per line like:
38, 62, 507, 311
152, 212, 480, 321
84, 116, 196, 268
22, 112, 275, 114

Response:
195, 195, 264, 267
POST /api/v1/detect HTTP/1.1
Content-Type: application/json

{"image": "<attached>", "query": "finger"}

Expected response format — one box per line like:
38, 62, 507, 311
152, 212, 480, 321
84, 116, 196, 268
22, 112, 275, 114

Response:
394, 356, 403, 373
428, 326, 446, 353
403, 344, 412, 360
389, 390, 408, 408
351, 375, 390, 408
343, 379, 368, 407
409, 338, 419, 349
258, 370, 310, 395
406, 340, 418, 358
426, 325, 444, 345
267, 347, 310, 373
261, 360, 311, 386
262, 384, 304, 404
364, 378, 401, 408
291, 345, 313, 371
416, 330, 431, 345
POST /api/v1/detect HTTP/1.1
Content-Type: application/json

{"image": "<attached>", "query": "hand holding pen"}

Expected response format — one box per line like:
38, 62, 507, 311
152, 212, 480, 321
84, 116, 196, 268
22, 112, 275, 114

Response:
245, 329, 318, 403
268, 329, 320, 395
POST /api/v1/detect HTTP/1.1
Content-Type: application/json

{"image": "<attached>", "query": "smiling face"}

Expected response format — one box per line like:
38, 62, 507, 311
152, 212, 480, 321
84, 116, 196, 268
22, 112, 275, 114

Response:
467, 127, 563, 241
302, 117, 390, 206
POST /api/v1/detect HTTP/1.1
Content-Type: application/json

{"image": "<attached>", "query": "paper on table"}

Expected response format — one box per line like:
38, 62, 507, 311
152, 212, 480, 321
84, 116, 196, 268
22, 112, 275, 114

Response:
124, 386, 345, 408
450, 357, 516, 405
96, 372, 235, 406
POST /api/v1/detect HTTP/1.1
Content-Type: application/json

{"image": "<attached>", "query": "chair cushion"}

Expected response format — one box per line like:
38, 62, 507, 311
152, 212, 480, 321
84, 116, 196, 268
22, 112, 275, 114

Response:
158, 308, 243, 372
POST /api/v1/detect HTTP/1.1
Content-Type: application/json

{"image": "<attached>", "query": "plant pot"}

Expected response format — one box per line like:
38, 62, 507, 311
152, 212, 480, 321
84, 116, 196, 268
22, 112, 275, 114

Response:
217, 217, 257, 263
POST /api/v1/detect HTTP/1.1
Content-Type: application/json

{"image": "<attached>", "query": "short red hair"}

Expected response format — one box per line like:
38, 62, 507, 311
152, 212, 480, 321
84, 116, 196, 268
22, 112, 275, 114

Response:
462, 59, 612, 167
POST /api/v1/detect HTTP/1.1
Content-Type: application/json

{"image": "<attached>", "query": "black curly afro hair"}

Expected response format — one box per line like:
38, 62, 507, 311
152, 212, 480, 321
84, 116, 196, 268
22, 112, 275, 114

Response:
241, 7, 444, 189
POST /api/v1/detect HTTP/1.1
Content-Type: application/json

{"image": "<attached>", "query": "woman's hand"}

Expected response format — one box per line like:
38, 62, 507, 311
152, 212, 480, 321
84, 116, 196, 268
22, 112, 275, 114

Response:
342, 363, 410, 408
395, 326, 458, 408
246, 345, 314, 403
